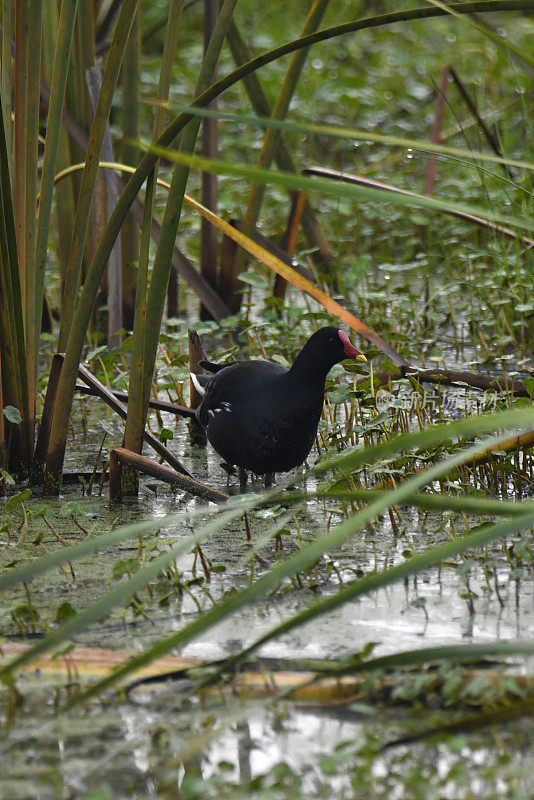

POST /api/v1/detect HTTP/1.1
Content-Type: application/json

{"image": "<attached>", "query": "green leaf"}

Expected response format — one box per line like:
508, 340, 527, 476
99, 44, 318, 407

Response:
60, 501, 84, 518
238, 270, 269, 289
112, 557, 140, 579
192, 321, 219, 334
3, 405, 22, 425
99, 419, 116, 436
5, 489, 32, 511
56, 602, 77, 625
327, 384, 352, 403
0, 469, 16, 486
85, 345, 108, 362
159, 427, 174, 442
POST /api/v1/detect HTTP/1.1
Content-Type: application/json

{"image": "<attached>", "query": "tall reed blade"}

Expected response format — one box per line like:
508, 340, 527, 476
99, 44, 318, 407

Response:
56, 0, 139, 353
34, 0, 78, 368
23, 0, 43, 434
0, 88, 31, 472
1, 0, 13, 168
199, 0, 220, 320
13, 2, 28, 304
119, 7, 140, 330
42, 0, 139, 494
138, 0, 240, 431
122, 0, 184, 495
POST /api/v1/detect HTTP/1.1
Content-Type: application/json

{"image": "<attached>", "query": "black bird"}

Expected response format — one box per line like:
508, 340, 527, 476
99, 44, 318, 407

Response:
191, 326, 366, 481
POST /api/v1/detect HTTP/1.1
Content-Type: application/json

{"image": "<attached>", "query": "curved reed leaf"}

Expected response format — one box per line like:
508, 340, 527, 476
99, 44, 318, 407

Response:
49, 161, 408, 366
0, 495, 255, 595
146, 144, 534, 235
272, 640, 534, 677
423, 0, 534, 69
340, 640, 534, 673
315, 405, 534, 475
333, 489, 534, 515
0, 502, 255, 678
229, 512, 534, 672
304, 168, 534, 247
65, 413, 533, 706
166, 105, 534, 173
387, 696, 534, 747
271, 488, 534, 518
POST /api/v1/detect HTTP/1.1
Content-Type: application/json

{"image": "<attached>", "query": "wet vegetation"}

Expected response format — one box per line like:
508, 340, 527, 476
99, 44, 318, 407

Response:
0, 0, 534, 797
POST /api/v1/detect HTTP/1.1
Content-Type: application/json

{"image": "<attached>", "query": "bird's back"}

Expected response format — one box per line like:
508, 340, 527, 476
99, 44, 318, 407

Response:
196, 359, 324, 474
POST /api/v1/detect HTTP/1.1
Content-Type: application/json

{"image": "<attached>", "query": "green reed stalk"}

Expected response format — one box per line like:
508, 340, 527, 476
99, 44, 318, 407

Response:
119, 8, 140, 329
72, 1, 94, 133
61, 3, 93, 244
0, 90, 30, 470
138, 0, 239, 450
24, 0, 43, 430
199, 0, 220, 318
56, 0, 138, 354
1, 0, 12, 166
121, 0, 184, 495
34, 0, 78, 363
13, 2, 28, 301
0, 345, 4, 470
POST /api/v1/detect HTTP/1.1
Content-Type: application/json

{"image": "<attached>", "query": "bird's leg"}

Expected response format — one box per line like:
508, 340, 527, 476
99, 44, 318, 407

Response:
238, 467, 248, 489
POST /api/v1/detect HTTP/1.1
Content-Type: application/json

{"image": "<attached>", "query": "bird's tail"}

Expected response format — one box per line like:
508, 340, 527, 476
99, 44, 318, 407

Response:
190, 372, 210, 396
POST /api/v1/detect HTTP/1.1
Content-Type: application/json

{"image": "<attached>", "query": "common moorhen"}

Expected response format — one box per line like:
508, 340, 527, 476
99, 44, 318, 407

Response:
192, 327, 366, 480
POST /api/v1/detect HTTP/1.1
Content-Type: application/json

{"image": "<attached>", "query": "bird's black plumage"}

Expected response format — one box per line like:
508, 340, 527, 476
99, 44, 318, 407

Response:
194, 326, 365, 477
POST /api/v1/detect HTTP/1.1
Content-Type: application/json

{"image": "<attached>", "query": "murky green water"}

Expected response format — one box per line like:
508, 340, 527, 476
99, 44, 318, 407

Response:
1, 393, 533, 799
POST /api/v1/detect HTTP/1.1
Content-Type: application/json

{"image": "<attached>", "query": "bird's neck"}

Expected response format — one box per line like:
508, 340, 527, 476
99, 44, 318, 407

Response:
287, 346, 334, 389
